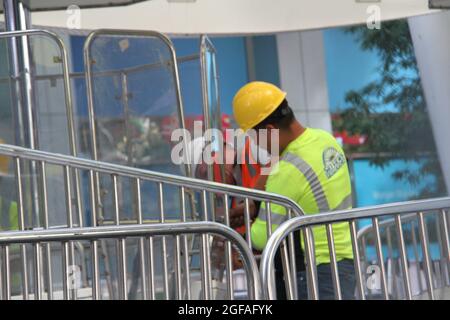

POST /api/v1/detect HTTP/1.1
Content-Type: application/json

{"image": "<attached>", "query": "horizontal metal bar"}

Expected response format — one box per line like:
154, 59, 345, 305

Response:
357, 212, 419, 239
0, 143, 303, 215
0, 53, 200, 84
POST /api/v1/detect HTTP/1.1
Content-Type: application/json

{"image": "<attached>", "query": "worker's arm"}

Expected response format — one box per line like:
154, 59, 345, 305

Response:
228, 165, 270, 228
250, 162, 307, 250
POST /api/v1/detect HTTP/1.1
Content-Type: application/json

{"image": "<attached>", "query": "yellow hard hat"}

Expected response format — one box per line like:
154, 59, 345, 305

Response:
232, 81, 287, 131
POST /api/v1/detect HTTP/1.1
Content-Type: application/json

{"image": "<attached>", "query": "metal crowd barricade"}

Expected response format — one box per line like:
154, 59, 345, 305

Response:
0, 143, 306, 300
260, 197, 450, 300
0, 221, 262, 300
0, 29, 83, 233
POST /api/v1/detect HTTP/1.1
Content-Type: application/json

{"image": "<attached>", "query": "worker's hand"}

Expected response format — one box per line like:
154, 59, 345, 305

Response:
230, 215, 245, 229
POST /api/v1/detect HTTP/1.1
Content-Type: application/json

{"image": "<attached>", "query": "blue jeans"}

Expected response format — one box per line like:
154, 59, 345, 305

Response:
296, 259, 356, 300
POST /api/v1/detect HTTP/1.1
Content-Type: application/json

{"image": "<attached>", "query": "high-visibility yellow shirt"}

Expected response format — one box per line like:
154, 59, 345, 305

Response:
251, 128, 354, 265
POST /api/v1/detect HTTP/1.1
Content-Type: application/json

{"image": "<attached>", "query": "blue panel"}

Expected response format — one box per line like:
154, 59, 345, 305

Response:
210, 37, 249, 115
352, 158, 436, 207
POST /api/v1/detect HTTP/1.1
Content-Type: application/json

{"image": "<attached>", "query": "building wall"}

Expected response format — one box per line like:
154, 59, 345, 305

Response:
276, 31, 333, 133
409, 11, 450, 195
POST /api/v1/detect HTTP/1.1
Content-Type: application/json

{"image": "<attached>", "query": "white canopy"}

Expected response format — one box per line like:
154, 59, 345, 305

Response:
29, 0, 439, 35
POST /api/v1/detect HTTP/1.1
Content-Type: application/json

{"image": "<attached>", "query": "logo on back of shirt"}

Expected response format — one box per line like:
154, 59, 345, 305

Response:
323, 147, 345, 179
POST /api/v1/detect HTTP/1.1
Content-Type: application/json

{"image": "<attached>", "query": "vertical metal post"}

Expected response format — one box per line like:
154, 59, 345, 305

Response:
200, 190, 212, 299
373, 217, 389, 299
287, 209, 298, 300
395, 215, 412, 300
303, 226, 318, 300
224, 193, 234, 300
33, 242, 42, 300
410, 219, 424, 294
3, 0, 25, 148
349, 220, 365, 300
180, 187, 192, 300
326, 223, 342, 300
158, 183, 170, 300
147, 236, 156, 300
91, 240, 100, 300
135, 178, 148, 300
2, 245, 11, 300
417, 212, 435, 299
439, 209, 450, 285
14, 157, 29, 299
89, 170, 100, 300
39, 161, 53, 300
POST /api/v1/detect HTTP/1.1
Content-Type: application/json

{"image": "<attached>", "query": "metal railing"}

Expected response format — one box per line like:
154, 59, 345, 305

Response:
260, 197, 450, 300
0, 29, 83, 237
0, 221, 262, 300
0, 143, 306, 299
83, 29, 192, 177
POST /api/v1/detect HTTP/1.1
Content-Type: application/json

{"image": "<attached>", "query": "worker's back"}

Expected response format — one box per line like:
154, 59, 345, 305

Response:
252, 127, 354, 265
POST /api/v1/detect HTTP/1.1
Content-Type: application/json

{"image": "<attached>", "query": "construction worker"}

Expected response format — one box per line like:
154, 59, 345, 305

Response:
232, 81, 355, 300
182, 131, 270, 269
227, 135, 271, 229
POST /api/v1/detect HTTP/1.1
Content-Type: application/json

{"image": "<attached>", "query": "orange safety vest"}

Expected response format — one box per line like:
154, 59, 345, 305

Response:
232, 138, 262, 235
209, 140, 261, 235
240, 137, 261, 189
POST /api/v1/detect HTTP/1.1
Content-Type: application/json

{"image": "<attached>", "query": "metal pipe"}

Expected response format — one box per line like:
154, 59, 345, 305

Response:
112, 175, 120, 225
91, 240, 100, 300
199, 35, 214, 187
200, 190, 212, 299
158, 183, 170, 300
394, 214, 412, 300
411, 220, 424, 293
0, 143, 307, 216
63, 165, 77, 300
61, 241, 69, 300
2, 245, 11, 300
303, 227, 318, 300
180, 187, 191, 300
385, 226, 398, 298
147, 236, 155, 300
39, 161, 53, 300
118, 238, 127, 300
174, 234, 183, 299
439, 209, 450, 284
287, 209, 298, 300
135, 178, 148, 300
33, 242, 42, 300
280, 240, 295, 299
0, 54, 200, 84
14, 157, 29, 299
326, 223, 342, 299
417, 211, 435, 299
373, 217, 389, 299
223, 193, 234, 300
244, 198, 252, 250
349, 220, 365, 300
